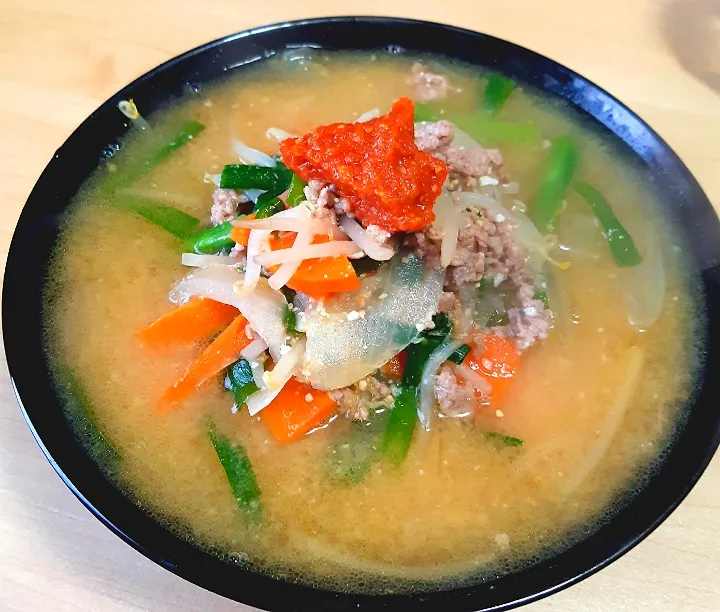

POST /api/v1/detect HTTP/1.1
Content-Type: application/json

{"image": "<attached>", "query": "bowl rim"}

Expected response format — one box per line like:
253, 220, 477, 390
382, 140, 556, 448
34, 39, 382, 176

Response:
5, 15, 720, 612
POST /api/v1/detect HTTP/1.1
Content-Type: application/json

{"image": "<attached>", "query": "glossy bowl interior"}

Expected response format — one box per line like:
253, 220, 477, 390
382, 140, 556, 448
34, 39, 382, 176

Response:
4, 16, 720, 612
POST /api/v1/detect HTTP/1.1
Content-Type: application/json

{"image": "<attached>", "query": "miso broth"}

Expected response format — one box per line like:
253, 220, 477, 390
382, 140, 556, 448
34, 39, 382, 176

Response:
44, 51, 703, 594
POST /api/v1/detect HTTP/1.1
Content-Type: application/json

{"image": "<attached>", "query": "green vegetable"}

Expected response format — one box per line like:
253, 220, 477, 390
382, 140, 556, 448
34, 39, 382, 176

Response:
287, 173, 307, 207
350, 257, 384, 277
531, 136, 579, 234
57, 367, 121, 467
253, 192, 285, 219
533, 290, 550, 309
105, 120, 205, 190
478, 276, 495, 291
220, 164, 292, 192
327, 412, 388, 484
282, 305, 298, 334
186, 220, 235, 254
382, 313, 452, 465
207, 421, 262, 521
227, 360, 260, 408
483, 75, 516, 115
573, 182, 642, 267
486, 431, 524, 447
114, 195, 200, 240
486, 310, 509, 327
414, 103, 539, 145
447, 343, 471, 365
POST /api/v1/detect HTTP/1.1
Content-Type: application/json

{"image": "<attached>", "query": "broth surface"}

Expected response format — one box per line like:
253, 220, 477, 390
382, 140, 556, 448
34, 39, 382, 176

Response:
45, 52, 703, 593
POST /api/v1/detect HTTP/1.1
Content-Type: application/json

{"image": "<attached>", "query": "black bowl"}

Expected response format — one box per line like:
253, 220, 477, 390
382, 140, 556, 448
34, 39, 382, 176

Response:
4, 16, 720, 612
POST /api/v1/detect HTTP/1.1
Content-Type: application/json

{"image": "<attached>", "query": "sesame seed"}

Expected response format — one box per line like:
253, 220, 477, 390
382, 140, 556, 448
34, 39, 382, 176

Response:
279, 344, 291, 356
304, 393, 314, 402
495, 409, 504, 417
378, 293, 388, 300
347, 311, 360, 321
358, 380, 368, 391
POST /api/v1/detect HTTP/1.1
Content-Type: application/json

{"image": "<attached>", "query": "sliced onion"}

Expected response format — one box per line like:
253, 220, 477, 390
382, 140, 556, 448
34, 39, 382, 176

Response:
625, 229, 665, 329
264, 338, 306, 391
356, 108, 380, 123
241, 335, 269, 360
249, 358, 266, 389
452, 362, 492, 395
458, 284, 505, 329
232, 137, 276, 167
169, 266, 288, 362
204, 172, 221, 187
266, 127, 296, 142
431, 191, 464, 267
255, 241, 363, 267
268, 227, 313, 290
303, 252, 445, 389
181, 253, 243, 267
338, 216, 395, 261
243, 188, 264, 204
418, 339, 464, 431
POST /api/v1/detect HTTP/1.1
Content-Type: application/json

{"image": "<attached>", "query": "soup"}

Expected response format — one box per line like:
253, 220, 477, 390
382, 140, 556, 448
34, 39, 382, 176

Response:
45, 50, 702, 594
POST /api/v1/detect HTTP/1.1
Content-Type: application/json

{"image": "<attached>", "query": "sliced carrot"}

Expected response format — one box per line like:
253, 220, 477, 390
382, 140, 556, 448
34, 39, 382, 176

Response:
158, 314, 250, 410
464, 335, 521, 403
268, 234, 360, 299
382, 351, 407, 380
260, 378, 336, 442
229, 212, 256, 247
139, 298, 239, 351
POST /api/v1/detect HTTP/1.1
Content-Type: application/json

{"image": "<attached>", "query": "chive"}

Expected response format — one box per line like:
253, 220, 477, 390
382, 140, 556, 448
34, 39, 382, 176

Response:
56, 367, 121, 467
327, 412, 388, 484
282, 305, 298, 335
382, 313, 452, 465
486, 431, 524, 447
533, 290, 550, 309
227, 360, 260, 408
186, 220, 235, 254
114, 195, 200, 240
253, 193, 285, 219
531, 136, 579, 234
207, 421, 262, 521
573, 183, 642, 268
287, 173, 307, 207
486, 310, 509, 327
483, 75, 516, 115
414, 103, 540, 145
447, 343, 471, 365
220, 164, 292, 192
478, 276, 494, 291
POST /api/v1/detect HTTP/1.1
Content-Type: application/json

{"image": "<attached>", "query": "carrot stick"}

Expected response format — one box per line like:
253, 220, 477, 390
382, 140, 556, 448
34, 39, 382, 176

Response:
268, 234, 360, 299
230, 212, 255, 247
381, 351, 407, 380
464, 335, 521, 403
158, 314, 250, 410
139, 298, 239, 350
260, 378, 336, 442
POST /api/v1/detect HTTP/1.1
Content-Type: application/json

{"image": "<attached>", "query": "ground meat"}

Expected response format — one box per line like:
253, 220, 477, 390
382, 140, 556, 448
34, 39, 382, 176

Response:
408, 62, 456, 101
414, 120, 505, 188
303, 179, 352, 221
434, 365, 475, 417
328, 375, 394, 421
506, 283, 554, 349
210, 189, 248, 226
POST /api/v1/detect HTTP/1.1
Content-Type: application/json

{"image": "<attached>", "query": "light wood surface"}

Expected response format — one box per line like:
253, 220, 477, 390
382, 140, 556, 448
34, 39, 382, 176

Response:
1, 1, 719, 610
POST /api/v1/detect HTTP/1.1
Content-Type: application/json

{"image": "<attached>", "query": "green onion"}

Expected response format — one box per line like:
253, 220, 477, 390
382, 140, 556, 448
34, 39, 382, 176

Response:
327, 412, 388, 484
414, 103, 540, 145
486, 310, 510, 327
186, 220, 235, 254
220, 164, 291, 192
287, 173, 307, 207
56, 367, 121, 467
447, 343, 471, 365
531, 136, 579, 234
478, 276, 494, 290
574, 183, 642, 268
382, 313, 452, 465
282, 305, 298, 335
483, 75, 516, 115
114, 195, 200, 240
227, 360, 260, 408
253, 192, 285, 219
486, 431, 524, 447
207, 421, 262, 521
533, 290, 550, 309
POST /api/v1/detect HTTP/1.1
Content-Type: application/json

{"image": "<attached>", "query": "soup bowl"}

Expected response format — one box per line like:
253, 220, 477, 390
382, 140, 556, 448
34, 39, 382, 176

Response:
4, 16, 720, 612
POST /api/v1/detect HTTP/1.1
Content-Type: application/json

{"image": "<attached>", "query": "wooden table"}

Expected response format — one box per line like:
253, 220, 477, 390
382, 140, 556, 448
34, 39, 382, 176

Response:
1, 1, 719, 610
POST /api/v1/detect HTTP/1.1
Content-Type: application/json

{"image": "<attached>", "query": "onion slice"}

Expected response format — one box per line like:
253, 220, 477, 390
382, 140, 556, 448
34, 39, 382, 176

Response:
181, 253, 243, 268
232, 137, 276, 167
625, 229, 665, 329
356, 108, 380, 123
431, 191, 463, 268
241, 335, 269, 360
418, 339, 464, 431
255, 241, 363, 267
338, 215, 395, 261
266, 127, 296, 142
